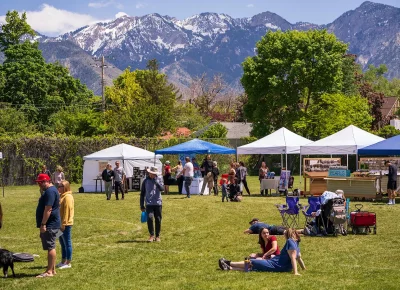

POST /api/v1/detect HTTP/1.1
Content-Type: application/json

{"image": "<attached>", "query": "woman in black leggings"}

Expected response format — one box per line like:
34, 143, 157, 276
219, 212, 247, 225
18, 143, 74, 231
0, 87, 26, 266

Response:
238, 161, 251, 195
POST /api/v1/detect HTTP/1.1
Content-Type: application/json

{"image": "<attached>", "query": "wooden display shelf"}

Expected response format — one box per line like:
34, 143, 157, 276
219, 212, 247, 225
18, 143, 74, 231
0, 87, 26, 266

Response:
303, 172, 328, 196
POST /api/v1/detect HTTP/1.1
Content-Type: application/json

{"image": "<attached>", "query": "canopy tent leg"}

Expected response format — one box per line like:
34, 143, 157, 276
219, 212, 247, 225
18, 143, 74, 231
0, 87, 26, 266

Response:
356, 153, 359, 170
281, 154, 283, 170
299, 154, 302, 185
285, 153, 288, 171
346, 154, 348, 168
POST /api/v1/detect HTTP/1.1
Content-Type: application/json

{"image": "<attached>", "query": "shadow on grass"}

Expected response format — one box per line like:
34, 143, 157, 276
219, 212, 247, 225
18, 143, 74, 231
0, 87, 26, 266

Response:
5, 273, 39, 278
26, 266, 46, 270
116, 240, 149, 244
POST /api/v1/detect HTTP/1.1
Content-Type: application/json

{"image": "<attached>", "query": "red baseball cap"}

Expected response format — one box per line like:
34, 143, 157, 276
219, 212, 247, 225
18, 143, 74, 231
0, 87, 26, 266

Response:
36, 174, 50, 182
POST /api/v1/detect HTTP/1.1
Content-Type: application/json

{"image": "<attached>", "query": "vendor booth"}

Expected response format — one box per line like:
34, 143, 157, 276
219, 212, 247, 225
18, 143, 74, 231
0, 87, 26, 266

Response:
300, 125, 384, 198
353, 135, 400, 198
82, 143, 162, 193
155, 139, 235, 195
237, 127, 313, 193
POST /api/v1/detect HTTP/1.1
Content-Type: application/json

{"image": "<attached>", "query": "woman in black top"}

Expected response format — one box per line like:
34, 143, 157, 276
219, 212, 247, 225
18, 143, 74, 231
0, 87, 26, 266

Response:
212, 161, 220, 195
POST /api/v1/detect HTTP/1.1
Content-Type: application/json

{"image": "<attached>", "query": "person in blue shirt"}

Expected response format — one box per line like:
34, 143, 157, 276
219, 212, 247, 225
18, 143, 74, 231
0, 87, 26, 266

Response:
35, 173, 61, 278
219, 228, 306, 275
244, 218, 304, 235
140, 166, 164, 242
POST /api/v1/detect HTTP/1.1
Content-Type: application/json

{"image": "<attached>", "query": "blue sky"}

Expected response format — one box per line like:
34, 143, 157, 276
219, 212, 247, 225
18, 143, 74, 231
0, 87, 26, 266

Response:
0, 0, 399, 36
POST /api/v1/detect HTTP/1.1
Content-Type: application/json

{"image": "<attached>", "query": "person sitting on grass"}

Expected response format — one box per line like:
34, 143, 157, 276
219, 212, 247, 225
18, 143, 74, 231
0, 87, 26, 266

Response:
219, 228, 306, 275
249, 227, 280, 260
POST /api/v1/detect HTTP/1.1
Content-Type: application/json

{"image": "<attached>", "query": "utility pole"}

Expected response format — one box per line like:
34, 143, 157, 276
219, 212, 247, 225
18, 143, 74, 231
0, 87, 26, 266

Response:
93, 56, 107, 112
101, 56, 105, 112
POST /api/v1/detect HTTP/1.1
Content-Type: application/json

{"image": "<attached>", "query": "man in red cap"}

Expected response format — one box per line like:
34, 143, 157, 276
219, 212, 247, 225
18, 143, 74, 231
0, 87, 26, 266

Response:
35, 173, 61, 278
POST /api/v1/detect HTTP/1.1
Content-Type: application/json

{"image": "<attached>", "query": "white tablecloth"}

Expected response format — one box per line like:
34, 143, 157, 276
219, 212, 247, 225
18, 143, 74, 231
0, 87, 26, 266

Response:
182, 178, 210, 195
260, 178, 279, 191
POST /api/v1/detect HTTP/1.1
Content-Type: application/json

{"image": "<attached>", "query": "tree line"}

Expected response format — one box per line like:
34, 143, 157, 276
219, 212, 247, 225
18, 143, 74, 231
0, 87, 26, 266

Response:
0, 11, 399, 140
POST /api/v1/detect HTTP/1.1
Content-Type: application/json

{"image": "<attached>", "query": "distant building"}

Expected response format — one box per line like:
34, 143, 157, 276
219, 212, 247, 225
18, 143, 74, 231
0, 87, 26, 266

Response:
381, 97, 400, 127
160, 127, 191, 140
195, 122, 253, 139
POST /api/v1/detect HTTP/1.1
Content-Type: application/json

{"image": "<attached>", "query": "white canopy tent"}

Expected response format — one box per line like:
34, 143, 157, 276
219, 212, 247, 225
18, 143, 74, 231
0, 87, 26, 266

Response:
300, 125, 384, 170
237, 128, 313, 181
300, 125, 384, 155
82, 143, 162, 192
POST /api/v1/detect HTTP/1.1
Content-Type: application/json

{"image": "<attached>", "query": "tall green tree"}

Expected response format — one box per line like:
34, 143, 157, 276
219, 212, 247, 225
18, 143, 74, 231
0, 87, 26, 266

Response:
0, 11, 94, 130
0, 10, 35, 51
293, 93, 372, 140
242, 30, 348, 137
105, 62, 178, 137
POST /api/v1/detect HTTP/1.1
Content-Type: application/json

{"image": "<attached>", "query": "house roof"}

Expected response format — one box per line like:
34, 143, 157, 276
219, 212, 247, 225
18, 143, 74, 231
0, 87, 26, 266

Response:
195, 122, 252, 139
382, 97, 399, 118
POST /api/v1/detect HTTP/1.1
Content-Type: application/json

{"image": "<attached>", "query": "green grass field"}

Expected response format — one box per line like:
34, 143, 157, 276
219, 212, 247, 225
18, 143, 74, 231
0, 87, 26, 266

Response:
0, 177, 399, 290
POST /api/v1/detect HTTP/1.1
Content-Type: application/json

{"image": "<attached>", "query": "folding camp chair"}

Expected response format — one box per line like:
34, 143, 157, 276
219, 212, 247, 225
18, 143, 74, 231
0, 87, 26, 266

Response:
275, 196, 300, 228
301, 196, 322, 227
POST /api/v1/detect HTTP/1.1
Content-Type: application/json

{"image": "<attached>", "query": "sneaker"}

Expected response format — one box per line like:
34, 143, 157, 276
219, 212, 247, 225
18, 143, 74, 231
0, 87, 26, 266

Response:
388, 200, 393, 205
56, 262, 65, 268
148, 236, 155, 242
221, 258, 231, 266
155, 237, 161, 242
187, 195, 191, 198
218, 259, 230, 271
59, 264, 71, 269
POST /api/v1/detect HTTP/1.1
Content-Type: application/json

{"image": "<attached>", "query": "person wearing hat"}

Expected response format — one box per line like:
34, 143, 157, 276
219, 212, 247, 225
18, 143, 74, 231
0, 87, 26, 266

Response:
35, 173, 61, 278
140, 166, 164, 242
163, 161, 171, 194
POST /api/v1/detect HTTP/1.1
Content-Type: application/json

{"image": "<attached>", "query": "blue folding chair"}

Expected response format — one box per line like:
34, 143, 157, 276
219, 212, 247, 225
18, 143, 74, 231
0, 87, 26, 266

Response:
275, 196, 300, 228
301, 196, 322, 227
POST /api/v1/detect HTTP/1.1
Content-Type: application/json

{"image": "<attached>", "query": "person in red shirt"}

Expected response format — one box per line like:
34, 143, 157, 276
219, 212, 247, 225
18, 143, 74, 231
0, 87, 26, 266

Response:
250, 227, 280, 259
163, 161, 171, 194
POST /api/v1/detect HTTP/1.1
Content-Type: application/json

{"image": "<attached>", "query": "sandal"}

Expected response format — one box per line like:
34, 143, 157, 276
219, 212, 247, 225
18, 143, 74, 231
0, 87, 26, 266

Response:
36, 272, 54, 278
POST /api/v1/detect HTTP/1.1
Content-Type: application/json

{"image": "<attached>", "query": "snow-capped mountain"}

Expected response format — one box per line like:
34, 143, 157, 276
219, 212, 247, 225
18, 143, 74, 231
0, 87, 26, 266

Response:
2, 1, 399, 95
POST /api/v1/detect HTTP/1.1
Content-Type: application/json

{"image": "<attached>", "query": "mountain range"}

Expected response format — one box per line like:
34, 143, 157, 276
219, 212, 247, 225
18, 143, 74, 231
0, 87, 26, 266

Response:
1, 1, 400, 95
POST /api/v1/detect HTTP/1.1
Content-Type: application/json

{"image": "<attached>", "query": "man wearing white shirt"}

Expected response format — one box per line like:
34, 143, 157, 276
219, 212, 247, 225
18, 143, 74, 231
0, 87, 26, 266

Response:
182, 157, 194, 198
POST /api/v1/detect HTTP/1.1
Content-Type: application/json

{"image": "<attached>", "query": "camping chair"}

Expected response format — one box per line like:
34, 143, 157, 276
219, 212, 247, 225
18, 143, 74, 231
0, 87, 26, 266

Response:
345, 198, 350, 220
275, 196, 300, 228
301, 196, 322, 227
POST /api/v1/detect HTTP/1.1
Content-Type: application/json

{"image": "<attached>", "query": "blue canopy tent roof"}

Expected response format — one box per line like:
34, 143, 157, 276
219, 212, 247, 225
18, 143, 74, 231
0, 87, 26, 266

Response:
358, 134, 400, 156
155, 139, 236, 155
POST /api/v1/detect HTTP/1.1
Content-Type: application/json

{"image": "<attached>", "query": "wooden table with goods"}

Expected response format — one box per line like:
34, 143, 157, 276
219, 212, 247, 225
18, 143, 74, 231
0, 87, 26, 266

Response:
325, 176, 377, 200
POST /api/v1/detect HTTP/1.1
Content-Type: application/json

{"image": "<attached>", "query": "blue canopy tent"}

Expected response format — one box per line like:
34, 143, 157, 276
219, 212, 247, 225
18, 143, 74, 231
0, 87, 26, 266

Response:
358, 135, 400, 156
155, 139, 236, 155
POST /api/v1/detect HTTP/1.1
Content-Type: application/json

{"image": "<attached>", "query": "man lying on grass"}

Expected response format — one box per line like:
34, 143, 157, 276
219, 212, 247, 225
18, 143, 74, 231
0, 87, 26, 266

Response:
244, 218, 304, 235
219, 228, 306, 275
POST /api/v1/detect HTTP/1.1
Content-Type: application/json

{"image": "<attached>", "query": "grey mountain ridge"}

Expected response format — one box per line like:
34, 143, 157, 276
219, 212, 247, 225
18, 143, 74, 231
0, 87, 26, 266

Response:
1, 1, 399, 95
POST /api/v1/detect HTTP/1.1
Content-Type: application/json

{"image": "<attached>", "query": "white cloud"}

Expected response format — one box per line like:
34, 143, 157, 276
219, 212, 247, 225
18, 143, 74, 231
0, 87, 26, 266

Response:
0, 4, 101, 36
88, 1, 123, 9
136, 2, 147, 9
247, 4, 255, 8
115, 12, 129, 19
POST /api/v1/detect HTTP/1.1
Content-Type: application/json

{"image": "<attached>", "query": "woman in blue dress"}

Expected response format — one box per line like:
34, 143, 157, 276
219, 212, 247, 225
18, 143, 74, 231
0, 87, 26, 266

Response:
218, 228, 306, 275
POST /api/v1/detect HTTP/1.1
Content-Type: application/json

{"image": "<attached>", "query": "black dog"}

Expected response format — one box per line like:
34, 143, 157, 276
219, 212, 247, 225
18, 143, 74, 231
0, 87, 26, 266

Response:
0, 249, 15, 278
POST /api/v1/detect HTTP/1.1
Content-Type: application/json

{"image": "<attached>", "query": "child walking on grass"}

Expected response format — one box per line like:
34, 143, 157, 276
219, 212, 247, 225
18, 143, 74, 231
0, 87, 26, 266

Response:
221, 178, 229, 202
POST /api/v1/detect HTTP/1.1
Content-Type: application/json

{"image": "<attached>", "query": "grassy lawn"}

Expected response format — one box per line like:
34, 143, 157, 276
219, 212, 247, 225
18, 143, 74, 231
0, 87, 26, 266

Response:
0, 176, 399, 290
